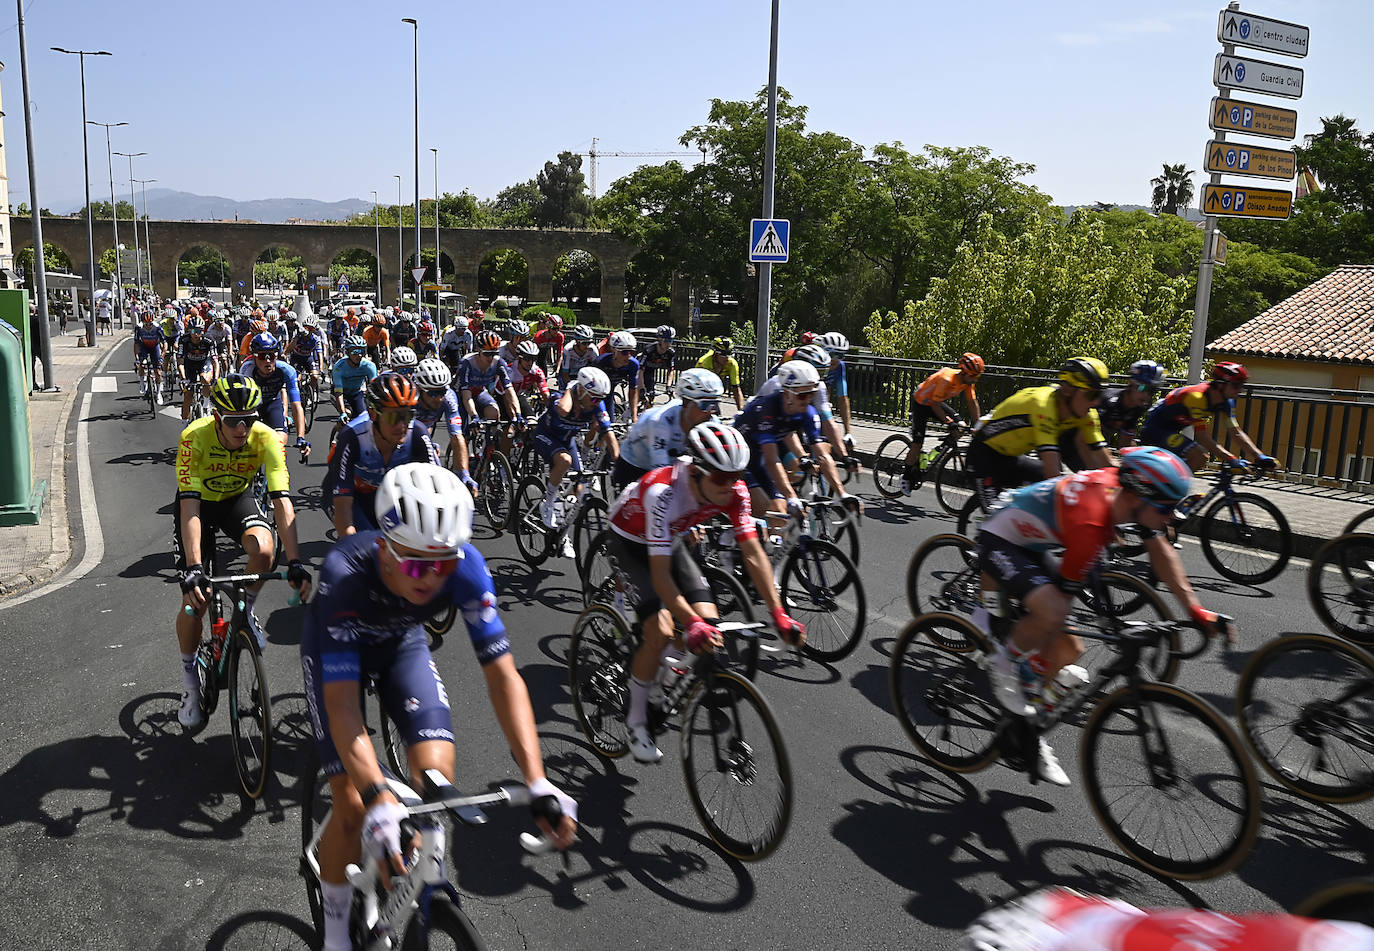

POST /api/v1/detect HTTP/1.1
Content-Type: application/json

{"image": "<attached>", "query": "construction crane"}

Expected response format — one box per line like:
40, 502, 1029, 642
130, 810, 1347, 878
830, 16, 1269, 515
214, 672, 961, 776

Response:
582, 137, 703, 197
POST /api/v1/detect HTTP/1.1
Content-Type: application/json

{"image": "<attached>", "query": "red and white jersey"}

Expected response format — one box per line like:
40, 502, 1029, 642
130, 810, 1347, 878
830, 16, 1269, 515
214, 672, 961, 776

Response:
610, 460, 757, 555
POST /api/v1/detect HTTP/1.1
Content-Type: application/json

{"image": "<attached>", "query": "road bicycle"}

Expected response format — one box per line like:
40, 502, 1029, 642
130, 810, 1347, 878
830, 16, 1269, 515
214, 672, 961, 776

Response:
1291, 876, 1374, 926
301, 766, 557, 951
1235, 631, 1374, 805
889, 611, 1260, 880
1307, 532, 1374, 647
510, 468, 610, 568
135, 354, 158, 415
464, 419, 516, 530
872, 423, 971, 512
298, 372, 320, 434
567, 605, 789, 860
182, 535, 280, 799
183, 378, 210, 420
903, 533, 1179, 681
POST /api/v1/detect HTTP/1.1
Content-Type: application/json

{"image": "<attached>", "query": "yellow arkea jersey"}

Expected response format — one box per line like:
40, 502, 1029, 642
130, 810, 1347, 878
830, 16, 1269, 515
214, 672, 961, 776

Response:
696, 352, 741, 387
176, 416, 290, 502
976, 385, 1106, 457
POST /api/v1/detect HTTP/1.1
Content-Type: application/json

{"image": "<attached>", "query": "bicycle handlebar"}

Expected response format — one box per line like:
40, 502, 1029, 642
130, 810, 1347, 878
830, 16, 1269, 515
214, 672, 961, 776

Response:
397, 772, 559, 855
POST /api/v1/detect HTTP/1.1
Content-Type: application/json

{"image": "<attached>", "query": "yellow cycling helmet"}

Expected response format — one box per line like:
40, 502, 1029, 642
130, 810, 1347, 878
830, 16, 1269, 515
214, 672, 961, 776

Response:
209, 373, 263, 414
1058, 357, 1109, 391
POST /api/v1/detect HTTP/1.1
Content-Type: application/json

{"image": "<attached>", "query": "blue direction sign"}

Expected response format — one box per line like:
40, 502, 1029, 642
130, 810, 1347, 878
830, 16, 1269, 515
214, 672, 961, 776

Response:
749, 218, 790, 263
238, 281, 245, 287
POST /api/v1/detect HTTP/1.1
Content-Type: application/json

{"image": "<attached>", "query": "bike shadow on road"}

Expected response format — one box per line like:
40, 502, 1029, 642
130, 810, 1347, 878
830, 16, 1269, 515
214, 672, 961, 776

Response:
448, 729, 758, 915
487, 555, 586, 617
204, 910, 313, 951
833, 744, 1203, 927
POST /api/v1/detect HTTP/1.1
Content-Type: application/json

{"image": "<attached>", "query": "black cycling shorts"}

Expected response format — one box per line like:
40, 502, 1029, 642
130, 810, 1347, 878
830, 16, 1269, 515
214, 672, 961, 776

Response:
172, 491, 272, 571
976, 530, 1054, 603
608, 533, 712, 622
967, 435, 1045, 494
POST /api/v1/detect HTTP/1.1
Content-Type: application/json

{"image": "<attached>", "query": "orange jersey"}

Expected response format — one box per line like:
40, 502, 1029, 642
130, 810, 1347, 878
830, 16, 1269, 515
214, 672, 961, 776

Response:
913, 367, 976, 407
362, 326, 390, 349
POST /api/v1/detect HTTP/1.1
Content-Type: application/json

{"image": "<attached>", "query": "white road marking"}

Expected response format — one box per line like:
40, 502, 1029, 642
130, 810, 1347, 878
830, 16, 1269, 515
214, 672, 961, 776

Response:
91, 377, 117, 393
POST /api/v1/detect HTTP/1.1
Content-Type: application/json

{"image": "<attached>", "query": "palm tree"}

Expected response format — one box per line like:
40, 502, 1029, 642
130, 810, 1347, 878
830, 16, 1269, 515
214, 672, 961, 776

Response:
1150, 164, 1196, 216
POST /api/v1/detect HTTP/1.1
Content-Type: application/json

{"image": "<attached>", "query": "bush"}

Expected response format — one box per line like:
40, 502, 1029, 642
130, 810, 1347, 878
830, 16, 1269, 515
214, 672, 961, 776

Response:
520, 302, 577, 325
651, 296, 671, 313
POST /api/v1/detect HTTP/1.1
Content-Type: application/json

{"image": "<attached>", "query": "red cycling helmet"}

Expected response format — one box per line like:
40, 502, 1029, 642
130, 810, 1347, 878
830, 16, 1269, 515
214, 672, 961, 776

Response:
799, 331, 817, 347
1210, 361, 1249, 384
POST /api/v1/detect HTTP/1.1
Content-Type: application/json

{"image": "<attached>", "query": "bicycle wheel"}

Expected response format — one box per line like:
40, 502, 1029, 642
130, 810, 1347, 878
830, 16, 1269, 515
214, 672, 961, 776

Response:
303, 384, 317, 434
905, 533, 980, 621
572, 495, 611, 569
889, 614, 1003, 772
567, 604, 636, 759
1308, 533, 1374, 647
703, 564, 759, 680
1072, 572, 1178, 684
932, 445, 973, 516
228, 627, 272, 800
1081, 682, 1261, 880
781, 539, 867, 662
681, 668, 792, 861
481, 451, 515, 530
512, 477, 552, 567
425, 603, 456, 643
299, 754, 330, 937
377, 705, 410, 785
401, 895, 486, 951
1342, 509, 1374, 536
1236, 633, 1374, 804
872, 433, 913, 500
1199, 491, 1292, 585
954, 492, 986, 538
1291, 877, 1374, 925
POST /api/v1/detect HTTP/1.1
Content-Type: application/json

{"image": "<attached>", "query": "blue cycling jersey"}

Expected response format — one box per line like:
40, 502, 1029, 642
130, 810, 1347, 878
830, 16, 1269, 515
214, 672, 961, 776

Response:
620, 401, 688, 470
592, 351, 642, 389
825, 360, 848, 398
327, 413, 439, 500
239, 358, 302, 405
331, 356, 379, 396
133, 324, 166, 350
456, 353, 511, 394
304, 530, 508, 669
734, 389, 823, 447
534, 390, 611, 443
415, 387, 463, 432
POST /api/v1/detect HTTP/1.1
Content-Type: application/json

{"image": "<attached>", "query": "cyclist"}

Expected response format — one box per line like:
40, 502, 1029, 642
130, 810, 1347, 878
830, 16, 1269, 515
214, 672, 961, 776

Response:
734, 360, 862, 521
174, 375, 311, 729
533, 313, 565, 374
591, 330, 644, 423
558, 324, 597, 388
326, 307, 351, 353
508, 339, 550, 419
498, 319, 531, 367
439, 315, 472, 373
325, 372, 439, 537
612, 368, 724, 492
1141, 361, 1276, 474
302, 463, 576, 951
1060, 359, 1166, 470
412, 321, 438, 362
362, 313, 390, 367
285, 317, 324, 390
901, 353, 984, 495
638, 325, 678, 406
816, 332, 856, 457
413, 358, 477, 494
696, 336, 745, 411
456, 329, 522, 426
177, 318, 218, 421
753, 344, 857, 478
531, 366, 619, 556
205, 314, 233, 377
968, 357, 1113, 505
975, 446, 1219, 786
133, 310, 168, 404
390, 345, 418, 378
607, 420, 806, 763
240, 332, 310, 459
391, 308, 416, 349
160, 305, 184, 371
331, 335, 378, 420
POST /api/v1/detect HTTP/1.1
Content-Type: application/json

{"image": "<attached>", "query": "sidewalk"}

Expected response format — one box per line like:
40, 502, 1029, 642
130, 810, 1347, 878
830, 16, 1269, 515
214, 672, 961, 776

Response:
844, 420, 1374, 557
0, 329, 123, 597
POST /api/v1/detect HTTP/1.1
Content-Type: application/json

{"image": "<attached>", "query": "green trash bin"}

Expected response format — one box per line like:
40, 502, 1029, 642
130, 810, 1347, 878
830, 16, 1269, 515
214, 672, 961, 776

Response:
0, 316, 46, 526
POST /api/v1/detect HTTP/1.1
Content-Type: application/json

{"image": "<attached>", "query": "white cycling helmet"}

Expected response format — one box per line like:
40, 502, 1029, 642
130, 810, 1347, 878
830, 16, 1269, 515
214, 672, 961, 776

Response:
576, 366, 612, 398
515, 339, 539, 359
391, 345, 418, 368
570, 324, 594, 342
777, 359, 821, 391
676, 367, 725, 403
375, 462, 473, 553
686, 421, 751, 473
453, 315, 470, 332
610, 330, 637, 351
817, 331, 850, 354
414, 358, 452, 389
507, 319, 530, 339
791, 344, 832, 372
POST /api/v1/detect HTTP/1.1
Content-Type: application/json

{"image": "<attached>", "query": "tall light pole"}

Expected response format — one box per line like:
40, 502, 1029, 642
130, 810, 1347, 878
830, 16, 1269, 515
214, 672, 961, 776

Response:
113, 150, 146, 301
372, 190, 381, 304
402, 17, 421, 303
89, 120, 127, 325
134, 178, 156, 297
431, 147, 440, 323
52, 46, 111, 346
16, 8, 54, 388
394, 174, 403, 304
754, 0, 781, 384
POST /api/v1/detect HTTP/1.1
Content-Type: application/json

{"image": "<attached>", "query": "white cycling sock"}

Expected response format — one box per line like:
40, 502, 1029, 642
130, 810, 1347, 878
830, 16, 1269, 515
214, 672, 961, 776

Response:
321, 880, 354, 951
544, 483, 559, 503
181, 653, 199, 691
627, 676, 653, 728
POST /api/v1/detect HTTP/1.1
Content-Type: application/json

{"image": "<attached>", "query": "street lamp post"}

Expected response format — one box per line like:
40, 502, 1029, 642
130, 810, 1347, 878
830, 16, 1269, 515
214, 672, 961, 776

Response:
402, 18, 421, 303
89, 120, 128, 326
134, 178, 156, 296
52, 46, 111, 346
16, 6, 55, 388
394, 174, 403, 305
114, 150, 146, 302
372, 190, 381, 305
754, 0, 781, 383
431, 147, 440, 323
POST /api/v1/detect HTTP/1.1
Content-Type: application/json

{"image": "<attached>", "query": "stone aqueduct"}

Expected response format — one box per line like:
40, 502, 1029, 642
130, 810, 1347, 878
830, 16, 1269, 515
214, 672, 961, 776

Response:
10, 218, 641, 324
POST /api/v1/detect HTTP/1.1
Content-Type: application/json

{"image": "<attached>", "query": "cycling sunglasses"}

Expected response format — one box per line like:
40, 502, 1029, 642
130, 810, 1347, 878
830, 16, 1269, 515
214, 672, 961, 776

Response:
374, 408, 416, 427
383, 536, 460, 579
689, 399, 721, 413
218, 413, 256, 429
696, 466, 743, 487
422, 387, 449, 398
253, 351, 280, 360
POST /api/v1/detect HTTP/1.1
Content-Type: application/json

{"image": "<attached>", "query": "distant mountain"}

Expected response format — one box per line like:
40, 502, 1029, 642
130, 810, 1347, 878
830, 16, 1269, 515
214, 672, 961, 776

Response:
1059, 203, 1205, 223
57, 188, 373, 223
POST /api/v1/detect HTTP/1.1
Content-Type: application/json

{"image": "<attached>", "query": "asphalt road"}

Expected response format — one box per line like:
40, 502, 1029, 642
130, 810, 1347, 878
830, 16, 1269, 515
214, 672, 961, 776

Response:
1, 369, 1371, 951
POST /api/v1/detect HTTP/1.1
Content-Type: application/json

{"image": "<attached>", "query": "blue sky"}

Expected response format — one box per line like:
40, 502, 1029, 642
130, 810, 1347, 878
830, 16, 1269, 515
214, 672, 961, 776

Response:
1, 0, 1366, 214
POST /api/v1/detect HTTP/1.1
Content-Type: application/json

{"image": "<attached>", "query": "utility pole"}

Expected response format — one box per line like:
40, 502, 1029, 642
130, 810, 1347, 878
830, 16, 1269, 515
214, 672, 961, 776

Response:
754, 0, 781, 383
18, 7, 53, 387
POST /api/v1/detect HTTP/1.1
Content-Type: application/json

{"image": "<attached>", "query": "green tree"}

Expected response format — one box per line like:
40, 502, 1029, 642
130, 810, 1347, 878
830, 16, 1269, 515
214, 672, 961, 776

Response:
1150, 163, 1196, 217
479, 249, 529, 299
76, 199, 138, 220
340, 190, 486, 229
552, 249, 601, 305
866, 211, 1191, 371
17, 242, 73, 277
534, 151, 594, 228
1298, 114, 1374, 211
487, 182, 540, 228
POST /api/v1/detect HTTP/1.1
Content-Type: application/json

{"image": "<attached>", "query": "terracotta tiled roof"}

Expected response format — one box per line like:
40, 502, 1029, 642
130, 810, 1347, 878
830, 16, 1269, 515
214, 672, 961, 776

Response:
1209, 265, 1374, 365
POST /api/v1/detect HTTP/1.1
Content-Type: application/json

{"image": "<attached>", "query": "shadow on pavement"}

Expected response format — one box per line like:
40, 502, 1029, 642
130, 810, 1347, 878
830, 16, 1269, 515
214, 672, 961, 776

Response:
1238, 784, 1374, 910
205, 910, 314, 951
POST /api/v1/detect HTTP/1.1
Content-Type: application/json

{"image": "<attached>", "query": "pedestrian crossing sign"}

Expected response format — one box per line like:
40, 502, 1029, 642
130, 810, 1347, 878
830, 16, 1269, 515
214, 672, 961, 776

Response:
749, 218, 790, 263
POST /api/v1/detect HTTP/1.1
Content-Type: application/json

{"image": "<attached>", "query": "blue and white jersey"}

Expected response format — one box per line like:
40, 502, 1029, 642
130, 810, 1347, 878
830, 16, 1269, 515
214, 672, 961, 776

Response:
456, 353, 511, 395
415, 387, 463, 432
133, 323, 166, 350
825, 360, 848, 398
533, 390, 611, 443
756, 375, 834, 422
240, 357, 302, 406
621, 400, 690, 471
592, 351, 642, 391
734, 389, 823, 448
